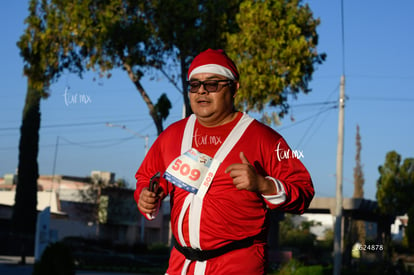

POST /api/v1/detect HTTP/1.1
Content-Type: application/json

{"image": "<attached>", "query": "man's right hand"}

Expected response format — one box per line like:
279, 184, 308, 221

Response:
138, 187, 164, 215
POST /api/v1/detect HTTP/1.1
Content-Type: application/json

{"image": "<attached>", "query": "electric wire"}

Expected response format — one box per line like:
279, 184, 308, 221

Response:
290, 83, 340, 148
0, 135, 143, 151
290, 100, 338, 108
278, 105, 337, 131
350, 96, 414, 102
0, 118, 149, 132
59, 136, 139, 149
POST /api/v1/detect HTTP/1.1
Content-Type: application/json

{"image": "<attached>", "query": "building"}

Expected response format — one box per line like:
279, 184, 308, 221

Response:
391, 214, 409, 241
0, 171, 170, 255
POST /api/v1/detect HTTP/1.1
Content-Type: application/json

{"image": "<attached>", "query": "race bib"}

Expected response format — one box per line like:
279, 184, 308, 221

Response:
163, 148, 214, 194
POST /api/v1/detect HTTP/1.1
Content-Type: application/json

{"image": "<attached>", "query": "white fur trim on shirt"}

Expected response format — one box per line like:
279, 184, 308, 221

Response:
262, 176, 287, 205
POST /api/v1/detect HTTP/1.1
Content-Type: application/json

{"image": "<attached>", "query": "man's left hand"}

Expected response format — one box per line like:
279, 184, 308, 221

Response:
225, 152, 276, 195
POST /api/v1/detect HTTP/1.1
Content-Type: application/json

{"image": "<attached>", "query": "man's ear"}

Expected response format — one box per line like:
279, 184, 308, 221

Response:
232, 81, 240, 98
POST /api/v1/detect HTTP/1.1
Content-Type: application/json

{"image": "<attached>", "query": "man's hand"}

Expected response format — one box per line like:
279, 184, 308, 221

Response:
225, 152, 276, 195
138, 187, 164, 215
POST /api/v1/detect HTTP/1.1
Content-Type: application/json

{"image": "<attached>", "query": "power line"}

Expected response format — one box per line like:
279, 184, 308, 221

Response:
0, 135, 139, 151
350, 96, 414, 102
294, 84, 340, 148
340, 0, 346, 76
295, 106, 333, 149
59, 136, 138, 149
290, 100, 337, 108
312, 74, 414, 80
278, 105, 337, 131
346, 74, 414, 80
0, 118, 146, 132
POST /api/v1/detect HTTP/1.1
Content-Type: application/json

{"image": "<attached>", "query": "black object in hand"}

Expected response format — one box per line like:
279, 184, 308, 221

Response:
149, 172, 161, 193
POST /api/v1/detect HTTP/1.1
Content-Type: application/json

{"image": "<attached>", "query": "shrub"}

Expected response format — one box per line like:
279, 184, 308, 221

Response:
271, 259, 332, 275
295, 265, 330, 275
33, 242, 75, 275
275, 258, 304, 275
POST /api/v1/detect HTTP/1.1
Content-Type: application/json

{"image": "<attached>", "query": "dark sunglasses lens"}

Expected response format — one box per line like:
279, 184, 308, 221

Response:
189, 82, 201, 92
204, 81, 218, 92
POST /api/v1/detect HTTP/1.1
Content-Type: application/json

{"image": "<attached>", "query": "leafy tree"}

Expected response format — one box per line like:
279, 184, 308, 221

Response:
152, 0, 241, 117
226, 0, 326, 122
376, 151, 414, 216
278, 214, 319, 251
353, 125, 364, 199
342, 125, 367, 267
377, 151, 414, 252
28, 0, 240, 133
12, 0, 84, 263
114, 178, 127, 188
351, 125, 366, 244
76, 174, 118, 224
35, 0, 171, 135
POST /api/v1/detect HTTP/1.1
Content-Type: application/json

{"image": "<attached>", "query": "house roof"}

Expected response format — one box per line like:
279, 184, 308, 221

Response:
0, 190, 66, 215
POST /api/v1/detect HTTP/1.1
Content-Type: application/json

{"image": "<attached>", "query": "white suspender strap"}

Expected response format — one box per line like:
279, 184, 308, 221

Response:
188, 195, 202, 248
180, 259, 191, 275
181, 114, 196, 154
179, 259, 207, 275
177, 194, 194, 247
176, 114, 197, 248
194, 261, 207, 274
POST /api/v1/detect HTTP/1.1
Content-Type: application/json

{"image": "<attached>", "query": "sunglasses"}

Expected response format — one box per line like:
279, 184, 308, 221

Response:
187, 79, 233, 93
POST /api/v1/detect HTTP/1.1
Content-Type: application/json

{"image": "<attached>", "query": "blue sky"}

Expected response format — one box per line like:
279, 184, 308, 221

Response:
1, 1, 413, 201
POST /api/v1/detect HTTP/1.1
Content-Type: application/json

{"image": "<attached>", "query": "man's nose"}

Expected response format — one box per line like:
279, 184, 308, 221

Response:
197, 84, 208, 94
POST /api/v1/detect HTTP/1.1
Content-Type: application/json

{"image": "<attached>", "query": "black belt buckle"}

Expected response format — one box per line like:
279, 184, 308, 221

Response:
180, 246, 205, 262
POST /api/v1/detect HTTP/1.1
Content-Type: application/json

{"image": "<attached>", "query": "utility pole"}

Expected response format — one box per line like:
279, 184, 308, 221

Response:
334, 1, 346, 274
334, 75, 345, 275
50, 136, 60, 205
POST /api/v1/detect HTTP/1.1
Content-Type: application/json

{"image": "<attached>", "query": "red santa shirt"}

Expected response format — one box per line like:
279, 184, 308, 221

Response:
134, 112, 314, 275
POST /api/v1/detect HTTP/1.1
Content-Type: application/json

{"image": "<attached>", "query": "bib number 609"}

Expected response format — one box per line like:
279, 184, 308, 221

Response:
171, 159, 201, 181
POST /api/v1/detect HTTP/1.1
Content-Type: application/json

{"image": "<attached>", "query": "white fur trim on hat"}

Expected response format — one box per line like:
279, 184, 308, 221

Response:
188, 64, 236, 80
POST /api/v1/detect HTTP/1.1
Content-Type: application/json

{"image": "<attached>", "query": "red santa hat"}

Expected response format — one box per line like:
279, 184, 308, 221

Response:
187, 49, 239, 80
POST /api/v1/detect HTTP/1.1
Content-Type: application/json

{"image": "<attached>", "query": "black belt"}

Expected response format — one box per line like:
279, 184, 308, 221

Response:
174, 236, 255, 262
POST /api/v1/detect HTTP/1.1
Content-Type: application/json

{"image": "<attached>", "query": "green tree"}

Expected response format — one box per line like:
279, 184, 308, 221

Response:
377, 151, 414, 251
353, 125, 364, 199
28, 0, 240, 132
376, 151, 414, 216
226, 0, 326, 122
351, 125, 366, 244
36, 0, 171, 135
279, 214, 319, 251
152, 0, 241, 117
342, 125, 366, 267
13, 0, 84, 263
